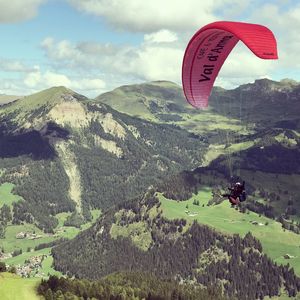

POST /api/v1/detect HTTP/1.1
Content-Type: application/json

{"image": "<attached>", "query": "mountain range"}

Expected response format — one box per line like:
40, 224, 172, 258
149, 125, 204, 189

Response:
0, 78, 300, 299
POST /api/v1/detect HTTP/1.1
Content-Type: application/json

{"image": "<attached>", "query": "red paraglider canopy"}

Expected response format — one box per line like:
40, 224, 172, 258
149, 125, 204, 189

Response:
182, 21, 278, 108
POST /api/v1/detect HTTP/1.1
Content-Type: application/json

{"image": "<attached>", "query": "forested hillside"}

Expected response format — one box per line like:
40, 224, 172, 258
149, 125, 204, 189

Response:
38, 272, 227, 300
0, 87, 205, 232
52, 189, 300, 299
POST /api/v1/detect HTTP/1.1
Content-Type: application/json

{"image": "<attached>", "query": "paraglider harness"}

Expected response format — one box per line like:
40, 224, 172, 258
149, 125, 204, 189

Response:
222, 180, 246, 205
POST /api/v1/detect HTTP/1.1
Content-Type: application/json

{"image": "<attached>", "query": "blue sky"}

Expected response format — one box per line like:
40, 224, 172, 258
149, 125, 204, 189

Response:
0, 0, 299, 96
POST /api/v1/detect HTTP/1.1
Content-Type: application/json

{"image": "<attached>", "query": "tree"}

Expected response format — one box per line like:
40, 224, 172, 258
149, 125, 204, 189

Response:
12, 249, 22, 257
44, 289, 54, 300
0, 204, 12, 224
8, 265, 17, 274
0, 262, 7, 272
193, 199, 200, 206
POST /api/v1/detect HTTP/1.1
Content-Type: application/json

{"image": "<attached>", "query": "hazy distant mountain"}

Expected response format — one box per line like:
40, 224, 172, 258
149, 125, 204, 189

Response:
95, 80, 192, 122
95, 78, 300, 131
210, 78, 300, 130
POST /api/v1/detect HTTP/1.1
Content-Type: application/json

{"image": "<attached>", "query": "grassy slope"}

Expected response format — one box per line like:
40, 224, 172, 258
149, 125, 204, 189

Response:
0, 273, 41, 300
96, 81, 189, 122
98, 85, 256, 168
110, 221, 152, 251
96, 87, 155, 121
0, 86, 69, 114
5, 247, 50, 266
2, 224, 54, 253
0, 95, 22, 105
0, 183, 22, 208
158, 187, 300, 276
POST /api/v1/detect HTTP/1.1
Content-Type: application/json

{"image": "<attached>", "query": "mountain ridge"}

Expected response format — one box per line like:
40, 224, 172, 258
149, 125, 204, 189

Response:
0, 85, 206, 232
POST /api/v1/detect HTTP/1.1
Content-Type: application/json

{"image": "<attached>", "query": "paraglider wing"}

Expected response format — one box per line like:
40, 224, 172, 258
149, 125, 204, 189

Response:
182, 21, 278, 108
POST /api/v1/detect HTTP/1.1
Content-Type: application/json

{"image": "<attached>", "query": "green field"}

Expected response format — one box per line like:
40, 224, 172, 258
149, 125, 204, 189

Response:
0, 273, 41, 300
40, 254, 61, 276
1, 209, 101, 278
110, 221, 152, 251
0, 208, 100, 299
0, 183, 22, 208
158, 187, 300, 276
2, 224, 56, 253
1, 209, 101, 253
5, 247, 50, 265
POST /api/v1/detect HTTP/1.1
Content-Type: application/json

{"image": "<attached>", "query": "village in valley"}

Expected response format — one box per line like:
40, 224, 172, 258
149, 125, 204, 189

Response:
0, 229, 59, 278
6, 255, 48, 278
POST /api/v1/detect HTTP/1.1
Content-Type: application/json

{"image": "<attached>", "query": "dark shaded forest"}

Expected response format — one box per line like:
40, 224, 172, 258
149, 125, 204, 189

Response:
38, 272, 228, 300
240, 144, 300, 174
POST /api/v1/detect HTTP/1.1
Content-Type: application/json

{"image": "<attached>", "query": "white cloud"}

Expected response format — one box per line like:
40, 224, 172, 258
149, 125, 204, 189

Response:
23, 68, 106, 96
126, 46, 182, 82
41, 0, 296, 93
214, 52, 278, 89
67, 0, 246, 32
39, 28, 282, 92
3, 0, 298, 97
0, 79, 24, 95
41, 37, 54, 49
41, 37, 100, 69
42, 38, 79, 61
0, 59, 37, 72
144, 30, 178, 44
72, 78, 106, 92
24, 69, 42, 87
24, 69, 71, 88
0, 0, 45, 23
219, 44, 277, 77
41, 36, 183, 83
247, 2, 300, 70
44, 71, 72, 87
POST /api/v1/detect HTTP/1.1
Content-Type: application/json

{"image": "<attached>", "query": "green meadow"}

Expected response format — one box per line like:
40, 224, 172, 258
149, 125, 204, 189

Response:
5, 247, 50, 266
0, 273, 41, 300
158, 187, 300, 276
0, 183, 22, 208
2, 224, 55, 253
